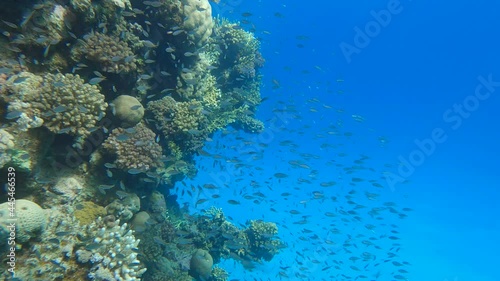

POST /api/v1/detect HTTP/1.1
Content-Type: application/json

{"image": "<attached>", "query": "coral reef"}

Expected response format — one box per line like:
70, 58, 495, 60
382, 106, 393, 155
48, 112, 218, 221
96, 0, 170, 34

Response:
0, 0, 275, 279
71, 32, 138, 74
4, 72, 107, 146
111, 95, 144, 128
105, 192, 141, 222
0, 203, 87, 281
76, 217, 147, 281
136, 206, 284, 279
190, 249, 213, 280
0, 199, 47, 244
102, 122, 163, 172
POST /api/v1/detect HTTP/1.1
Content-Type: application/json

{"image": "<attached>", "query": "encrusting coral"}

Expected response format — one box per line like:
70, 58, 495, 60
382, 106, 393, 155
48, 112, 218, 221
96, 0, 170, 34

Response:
74, 201, 106, 225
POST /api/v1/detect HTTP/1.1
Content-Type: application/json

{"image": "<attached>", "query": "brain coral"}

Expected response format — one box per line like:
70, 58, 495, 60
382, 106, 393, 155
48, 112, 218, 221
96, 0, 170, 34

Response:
102, 122, 163, 172
111, 95, 144, 128
0, 199, 47, 244
5, 72, 107, 145
190, 249, 213, 280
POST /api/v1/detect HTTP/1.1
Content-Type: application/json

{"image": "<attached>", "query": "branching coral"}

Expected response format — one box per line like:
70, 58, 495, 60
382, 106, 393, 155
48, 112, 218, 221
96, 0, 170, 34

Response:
234, 114, 264, 133
5, 72, 107, 145
244, 220, 283, 261
212, 19, 263, 79
76, 217, 146, 281
102, 122, 162, 172
147, 96, 208, 154
71, 32, 137, 74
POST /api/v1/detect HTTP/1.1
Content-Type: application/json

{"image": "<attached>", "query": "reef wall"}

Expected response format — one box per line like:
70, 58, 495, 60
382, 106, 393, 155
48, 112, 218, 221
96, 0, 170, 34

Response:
0, 0, 281, 280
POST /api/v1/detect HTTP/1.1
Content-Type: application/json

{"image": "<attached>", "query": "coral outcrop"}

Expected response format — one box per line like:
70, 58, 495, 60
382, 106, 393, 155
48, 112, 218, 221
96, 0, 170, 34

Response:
71, 32, 138, 74
76, 217, 147, 281
105, 192, 141, 222
189, 249, 213, 280
5, 72, 107, 146
111, 95, 144, 128
147, 96, 208, 155
0, 199, 47, 244
0, 0, 273, 280
182, 0, 214, 47
102, 122, 162, 172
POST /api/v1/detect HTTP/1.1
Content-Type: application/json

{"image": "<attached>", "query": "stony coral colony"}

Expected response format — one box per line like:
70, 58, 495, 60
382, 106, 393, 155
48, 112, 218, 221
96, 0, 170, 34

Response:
0, 0, 279, 280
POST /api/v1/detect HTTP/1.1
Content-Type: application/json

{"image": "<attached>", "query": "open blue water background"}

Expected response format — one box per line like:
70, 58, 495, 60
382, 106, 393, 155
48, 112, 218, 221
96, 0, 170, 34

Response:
175, 1, 500, 280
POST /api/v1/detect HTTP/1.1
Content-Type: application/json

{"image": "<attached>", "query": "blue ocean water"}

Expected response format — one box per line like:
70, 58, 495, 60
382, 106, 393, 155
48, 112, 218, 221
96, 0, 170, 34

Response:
176, 0, 500, 280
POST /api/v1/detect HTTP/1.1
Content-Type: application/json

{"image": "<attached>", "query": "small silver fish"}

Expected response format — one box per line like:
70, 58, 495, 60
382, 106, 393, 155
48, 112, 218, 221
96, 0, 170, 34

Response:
57, 127, 72, 134
124, 55, 135, 63
5, 111, 23, 120
104, 163, 116, 169
116, 134, 131, 141
52, 105, 69, 113
85, 243, 101, 251
142, 40, 157, 48
172, 30, 184, 36
89, 77, 105, 85
116, 190, 128, 199
127, 168, 142, 175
